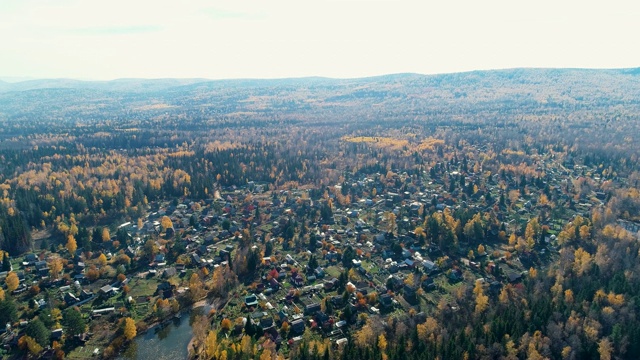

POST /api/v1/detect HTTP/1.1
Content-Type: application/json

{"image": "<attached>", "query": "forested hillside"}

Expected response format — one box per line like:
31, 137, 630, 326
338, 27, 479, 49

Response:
0, 69, 640, 359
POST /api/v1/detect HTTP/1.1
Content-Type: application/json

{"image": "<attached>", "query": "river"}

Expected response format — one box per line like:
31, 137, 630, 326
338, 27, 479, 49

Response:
117, 306, 208, 360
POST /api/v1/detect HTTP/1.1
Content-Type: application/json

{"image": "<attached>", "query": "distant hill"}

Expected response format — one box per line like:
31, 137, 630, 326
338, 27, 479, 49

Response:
1, 68, 639, 128
0, 77, 209, 93
1, 68, 638, 94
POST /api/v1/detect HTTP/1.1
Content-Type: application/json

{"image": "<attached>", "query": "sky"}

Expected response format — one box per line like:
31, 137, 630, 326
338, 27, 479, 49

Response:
1, 0, 639, 81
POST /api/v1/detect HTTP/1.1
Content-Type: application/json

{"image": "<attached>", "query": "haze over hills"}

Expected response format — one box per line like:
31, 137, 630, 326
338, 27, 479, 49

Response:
1, 68, 639, 129
0, 77, 209, 93
1, 68, 639, 93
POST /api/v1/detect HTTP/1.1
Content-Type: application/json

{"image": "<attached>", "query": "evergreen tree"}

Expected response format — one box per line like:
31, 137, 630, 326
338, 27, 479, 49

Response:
25, 318, 51, 348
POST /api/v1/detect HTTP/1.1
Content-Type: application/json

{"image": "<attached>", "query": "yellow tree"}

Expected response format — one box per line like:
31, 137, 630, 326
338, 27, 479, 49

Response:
66, 234, 77, 255
51, 308, 63, 327
98, 253, 108, 267
564, 289, 574, 304
205, 330, 218, 359
161, 216, 173, 231
19, 335, 43, 356
102, 228, 110, 242
573, 247, 592, 276
538, 194, 549, 207
189, 273, 204, 299
598, 338, 613, 360
0, 288, 4, 301
5, 271, 19, 292
355, 324, 374, 347
260, 349, 272, 360
123, 317, 137, 340
385, 212, 396, 233
508, 233, 517, 246
525, 218, 540, 250
221, 318, 232, 331
499, 287, 510, 304
416, 317, 439, 342
474, 281, 489, 315
378, 334, 388, 352
48, 257, 64, 279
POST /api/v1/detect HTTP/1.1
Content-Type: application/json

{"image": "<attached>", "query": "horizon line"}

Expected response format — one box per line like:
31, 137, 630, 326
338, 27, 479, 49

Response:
2, 66, 639, 84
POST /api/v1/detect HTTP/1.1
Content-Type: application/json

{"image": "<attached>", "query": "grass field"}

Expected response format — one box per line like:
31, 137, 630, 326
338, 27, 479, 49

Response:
128, 277, 160, 298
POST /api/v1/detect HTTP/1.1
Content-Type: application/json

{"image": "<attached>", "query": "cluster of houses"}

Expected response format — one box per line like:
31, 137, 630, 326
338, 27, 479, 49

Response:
1, 156, 612, 352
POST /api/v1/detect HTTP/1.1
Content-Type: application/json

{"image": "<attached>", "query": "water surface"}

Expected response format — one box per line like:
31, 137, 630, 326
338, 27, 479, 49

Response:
118, 308, 207, 360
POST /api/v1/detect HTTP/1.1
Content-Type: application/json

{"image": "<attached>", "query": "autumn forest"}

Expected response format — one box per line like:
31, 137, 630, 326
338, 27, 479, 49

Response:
1, 68, 640, 359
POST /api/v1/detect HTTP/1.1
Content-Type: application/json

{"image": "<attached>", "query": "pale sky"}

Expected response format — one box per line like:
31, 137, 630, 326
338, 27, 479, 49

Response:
1, 0, 639, 80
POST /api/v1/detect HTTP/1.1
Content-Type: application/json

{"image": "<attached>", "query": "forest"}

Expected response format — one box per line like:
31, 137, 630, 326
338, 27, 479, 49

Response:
0, 68, 639, 359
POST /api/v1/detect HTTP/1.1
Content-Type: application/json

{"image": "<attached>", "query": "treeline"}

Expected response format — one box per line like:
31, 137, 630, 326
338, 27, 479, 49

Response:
0, 204, 31, 254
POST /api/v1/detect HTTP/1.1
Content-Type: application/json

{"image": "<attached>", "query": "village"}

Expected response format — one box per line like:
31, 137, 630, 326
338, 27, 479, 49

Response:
0, 155, 612, 358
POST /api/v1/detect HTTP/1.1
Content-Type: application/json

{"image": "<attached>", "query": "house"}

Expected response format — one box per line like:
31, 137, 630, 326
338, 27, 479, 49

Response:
156, 281, 175, 299
314, 267, 326, 278
269, 278, 280, 290
325, 251, 339, 262
162, 267, 177, 278
304, 303, 321, 315
278, 270, 287, 281
245, 294, 258, 308
36, 299, 47, 309
75, 262, 86, 272
64, 292, 79, 305
92, 307, 115, 317
379, 293, 393, 309
314, 312, 331, 329
324, 278, 339, 291
402, 284, 418, 304
290, 319, 305, 335
421, 277, 436, 291
330, 296, 344, 307
388, 263, 399, 274
35, 261, 49, 276
99, 285, 115, 297
25, 254, 37, 265
506, 270, 523, 283
292, 274, 304, 287
277, 310, 289, 325
449, 269, 463, 283
386, 275, 403, 292
265, 326, 282, 344
422, 260, 440, 274
80, 290, 94, 301
234, 318, 247, 335
250, 311, 267, 324
259, 317, 274, 330
51, 329, 63, 341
